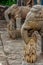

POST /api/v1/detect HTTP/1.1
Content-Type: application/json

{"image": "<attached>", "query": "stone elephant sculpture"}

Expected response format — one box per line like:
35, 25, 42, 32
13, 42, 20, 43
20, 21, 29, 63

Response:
21, 5, 43, 44
21, 5, 43, 62
4, 4, 31, 39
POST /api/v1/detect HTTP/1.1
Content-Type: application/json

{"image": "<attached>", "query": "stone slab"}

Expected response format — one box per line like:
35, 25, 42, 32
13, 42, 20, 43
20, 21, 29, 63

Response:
1, 31, 43, 65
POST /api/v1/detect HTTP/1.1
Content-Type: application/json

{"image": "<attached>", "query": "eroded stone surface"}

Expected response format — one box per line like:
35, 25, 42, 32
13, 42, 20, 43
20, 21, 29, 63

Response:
0, 33, 8, 65
1, 31, 25, 65
0, 30, 43, 65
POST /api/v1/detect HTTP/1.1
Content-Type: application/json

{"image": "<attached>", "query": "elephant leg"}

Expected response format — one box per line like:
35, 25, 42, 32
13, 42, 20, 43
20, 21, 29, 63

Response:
21, 27, 31, 44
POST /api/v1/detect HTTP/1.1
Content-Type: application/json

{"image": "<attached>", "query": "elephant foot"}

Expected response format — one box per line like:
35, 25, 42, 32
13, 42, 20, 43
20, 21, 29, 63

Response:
25, 54, 37, 63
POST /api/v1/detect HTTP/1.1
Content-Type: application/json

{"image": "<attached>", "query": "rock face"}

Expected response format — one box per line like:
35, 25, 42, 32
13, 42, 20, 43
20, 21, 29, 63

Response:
21, 5, 43, 63
4, 4, 31, 39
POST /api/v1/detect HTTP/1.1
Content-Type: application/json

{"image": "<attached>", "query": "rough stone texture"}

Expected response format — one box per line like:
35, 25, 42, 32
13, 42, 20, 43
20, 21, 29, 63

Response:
1, 31, 25, 65
21, 5, 43, 44
0, 30, 43, 65
4, 4, 31, 39
0, 32, 8, 65
21, 5, 43, 61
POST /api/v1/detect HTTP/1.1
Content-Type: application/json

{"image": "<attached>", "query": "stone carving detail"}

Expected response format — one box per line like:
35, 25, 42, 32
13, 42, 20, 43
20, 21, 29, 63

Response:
24, 31, 41, 63
21, 5, 43, 63
4, 4, 30, 39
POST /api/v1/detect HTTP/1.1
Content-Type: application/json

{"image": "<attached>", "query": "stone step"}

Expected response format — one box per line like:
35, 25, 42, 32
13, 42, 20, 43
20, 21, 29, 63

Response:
0, 20, 7, 28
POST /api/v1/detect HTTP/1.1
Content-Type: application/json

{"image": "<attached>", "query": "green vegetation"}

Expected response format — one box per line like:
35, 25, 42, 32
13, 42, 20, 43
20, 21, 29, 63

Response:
0, 0, 17, 6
